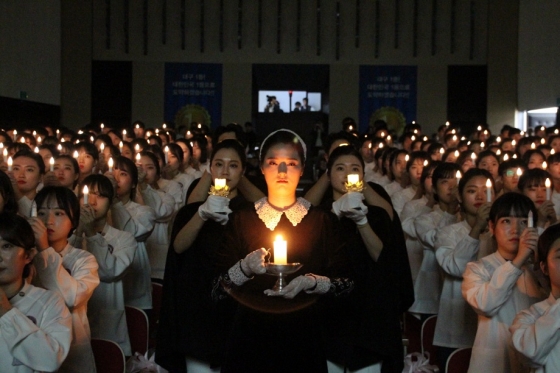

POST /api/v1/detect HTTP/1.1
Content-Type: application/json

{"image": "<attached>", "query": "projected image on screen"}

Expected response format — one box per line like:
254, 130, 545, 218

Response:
258, 91, 322, 113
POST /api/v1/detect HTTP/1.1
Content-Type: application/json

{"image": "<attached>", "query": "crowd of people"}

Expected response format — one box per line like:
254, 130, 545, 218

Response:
0, 118, 559, 373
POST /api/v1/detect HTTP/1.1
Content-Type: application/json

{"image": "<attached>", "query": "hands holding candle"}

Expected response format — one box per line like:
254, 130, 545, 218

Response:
198, 193, 232, 224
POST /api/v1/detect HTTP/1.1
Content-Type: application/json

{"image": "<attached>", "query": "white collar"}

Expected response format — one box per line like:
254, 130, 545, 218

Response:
254, 197, 311, 231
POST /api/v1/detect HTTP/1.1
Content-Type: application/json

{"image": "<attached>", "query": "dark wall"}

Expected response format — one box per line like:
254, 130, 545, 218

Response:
91, 60, 132, 128
0, 96, 60, 129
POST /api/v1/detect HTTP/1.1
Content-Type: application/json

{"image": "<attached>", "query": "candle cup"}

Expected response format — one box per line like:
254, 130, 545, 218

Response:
344, 174, 365, 193
209, 178, 230, 197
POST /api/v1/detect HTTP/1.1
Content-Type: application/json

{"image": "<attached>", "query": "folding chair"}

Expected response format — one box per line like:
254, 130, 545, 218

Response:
125, 305, 149, 356
421, 315, 438, 366
91, 338, 126, 373
150, 281, 163, 348
446, 347, 472, 373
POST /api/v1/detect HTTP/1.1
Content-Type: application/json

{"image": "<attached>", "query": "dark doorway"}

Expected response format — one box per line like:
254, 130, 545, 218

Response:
92, 61, 132, 128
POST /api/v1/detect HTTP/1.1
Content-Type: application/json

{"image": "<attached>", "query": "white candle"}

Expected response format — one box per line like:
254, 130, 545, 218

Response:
83, 185, 89, 204
37, 136, 42, 144
108, 157, 114, 172
546, 178, 551, 200
164, 146, 169, 163
49, 157, 54, 172
2, 148, 7, 158
13, 129, 17, 141
456, 170, 462, 185
57, 144, 62, 151
31, 201, 37, 218
274, 235, 287, 265
100, 123, 104, 130
136, 152, 141, 163
73, 150, 79, 159
7, 156, 12, 171
34, 147, 39, 153
543, 161, 548, 170
347, 174, 360, 185
122, 129, 127, 138
100, 142, 105, 151
405, 154, 410, 162
135, 144, 140, 153
528, 210, 534, 228
486, 179, 492, 202
163, 123, 167, 129
516, 168, 522, 177
214, 178, 227, 190
119, 141, 124, 152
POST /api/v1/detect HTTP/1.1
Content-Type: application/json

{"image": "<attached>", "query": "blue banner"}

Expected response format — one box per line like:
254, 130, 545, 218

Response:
359, 65, 417, 136
165, 63, 222, 129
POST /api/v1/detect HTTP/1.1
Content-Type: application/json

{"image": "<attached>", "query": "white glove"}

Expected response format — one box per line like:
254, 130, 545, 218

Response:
198, 195, 232, 225
332, 192, 368, 225
242, 248, 267, 276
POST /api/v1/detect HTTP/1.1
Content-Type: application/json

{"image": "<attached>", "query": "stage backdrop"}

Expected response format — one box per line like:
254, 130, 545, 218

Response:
165, 63, 222, 129
359, 66, 417, 136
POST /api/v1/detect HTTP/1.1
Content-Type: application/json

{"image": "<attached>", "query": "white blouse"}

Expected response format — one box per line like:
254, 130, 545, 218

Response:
511, 293, 560, 373
32, 244, 99, 373
0, 283, 72, 373
463, 252, 545, 373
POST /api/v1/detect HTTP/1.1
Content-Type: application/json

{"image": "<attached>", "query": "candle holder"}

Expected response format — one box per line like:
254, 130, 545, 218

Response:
265, 263, 303, 292
344, 180, 365, 193
208, 185, 230, 197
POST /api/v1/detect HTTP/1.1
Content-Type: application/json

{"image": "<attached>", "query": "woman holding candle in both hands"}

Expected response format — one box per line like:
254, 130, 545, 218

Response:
462, 193, 546, 373
321, 145, 405, 373
28, 186, 99, 373
432, 168, 496, 369
8, 149, 45, 217
211, 130, 353, 373
518, 169, 557, 229
69, 175, 137, 356
156, 139, 249, 373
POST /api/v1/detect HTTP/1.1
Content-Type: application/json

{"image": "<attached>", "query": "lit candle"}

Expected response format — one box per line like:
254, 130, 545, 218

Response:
100, 123, 104, 130
197, 124, 202, 129
452, 135, 457, 141
164, 146, 169, 163
73, 150, 79, 159
2, 148, 7, 158
531, 143, 536, 149
423, 160, 429, 166
31, 201, 37, 218
34, 147, 39, 153
37, 136, 42, 144
546, 178, 551, 200
379, 143, 384, 149
347, 174, 360, 185
552, 149, 556, 155
7, 156, 12, 171
386, 135, 391, 141
122, 129, 127, 138
484, 130, 488, 135
0, 143, 3, 149
90, 136, 94, 142
49, 157, 54, 172
497, 136, 501, 143
134, 144, 140, 153
541, 138, 546, 145
214, 178, 227, 190
512, 139, 517, 147
513, 154, 518, 159
456, 170, 462, 185
528, 210, 534, 228
477, 125, 482, 131
481, 142, 485, 149
423, 136, 428, 141
100, 142, 105, 151
496, 149, 501, 155
471, 152, 477, 161
83, 185, 89, 204
136, 124, 140, 129
454, 150, 459, 157
445, 121, 450, 126
349, 125, 353, 131
405, 154, 410, 162
543, 161, 548, 170
20, 137, 25, 143
273, 235, 287, 265
57, 144, 62, 151
136, 152, 141, 163
368, 142, 372, 149
439, 147, 445, 155
186, 130, 192, 138
163, 123, 167, 129
13, 129, 17, 141
411, 135, 415, 141
108, 157, 114, 172
516, 168, 522, 177
503, 154, 509, 161
486, 179, 492, 202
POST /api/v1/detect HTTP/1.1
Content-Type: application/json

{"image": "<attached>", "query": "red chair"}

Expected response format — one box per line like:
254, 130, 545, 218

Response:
125, 305, 149, 356
91, 338, 126, 373
150, 282, 163, 348
446, 347, 472, 373
421, 315, 438, 366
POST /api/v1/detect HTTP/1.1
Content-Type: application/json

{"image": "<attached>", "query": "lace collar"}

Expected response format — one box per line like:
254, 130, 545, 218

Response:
254, 197, 311, 231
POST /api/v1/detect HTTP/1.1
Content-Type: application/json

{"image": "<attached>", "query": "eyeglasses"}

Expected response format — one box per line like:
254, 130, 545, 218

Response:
505, 170, 516, 177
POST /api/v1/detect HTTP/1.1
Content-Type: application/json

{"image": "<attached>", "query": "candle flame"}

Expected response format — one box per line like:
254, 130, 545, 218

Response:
486, 179, 492, 187
517, 168, 522, 176
546, 178, 551, 188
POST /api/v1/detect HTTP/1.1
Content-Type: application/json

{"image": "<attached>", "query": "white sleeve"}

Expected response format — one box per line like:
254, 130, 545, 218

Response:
401, 203, 430, 238
391, 191, 408, 218
141, 185, 176, 222
435, 230, 480, 278
462, 260, 522, 317
111, 202, 155, 242
85, 232, 137, 282
17, 196, 33, 218
0, 294, 72, 372
510, 299, 560, 367
416, 211, 457, 249
33, 247, 100, 309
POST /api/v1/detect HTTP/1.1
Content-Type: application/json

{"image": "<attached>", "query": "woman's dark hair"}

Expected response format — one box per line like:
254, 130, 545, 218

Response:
131, 138, 149, 152
39, 144, 59, 159
326, 145, 365, 176
259, 130, 306, 166
388, 149, 408, 181
0, 170, 18, 214
522, 149, 546, 166
498, 159, 526, 177
175, 138, 193, 158
55, 155, 80, 188
81, 174, 114, 202
538, 224, 560, 265
13, 149, 46, 174
324, 131, 358, 154
431, 162, 461, 202
76, 142, 99, 162
427, 142, 445, 156
547, 152, 560, 165
35, 186, 80, 236
380, 147, 396, 176
140, 150, 161, 176
456, 150, 477, 168
95, 134, 113, 147
518, 168, 550, 191
489, 192, 536, 226
406, 151, 429, 172
147, 135, 163, 147
0, 213, 36, 277
213, 123, 247, 149
476, 150, 500, 167
191, 134, 209, 164
442, 148, 459, 162
421, 160, 441, 187
210, 139, 247, 169
115, 156, 138, 201
166, 143, 184, 166
458, 168, 493, 196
